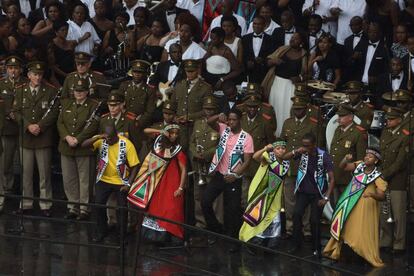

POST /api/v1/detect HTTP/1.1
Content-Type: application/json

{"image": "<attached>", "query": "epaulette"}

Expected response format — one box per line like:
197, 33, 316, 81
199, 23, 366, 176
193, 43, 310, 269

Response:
126, 111, 137, 120
356, 125, 366, 132
101, 113, 110, 118
262, 113, 271, 120
310, 117, 318, 124
92, 70, 103, 75
15, 83, 25, 89
402, 128, 410, 136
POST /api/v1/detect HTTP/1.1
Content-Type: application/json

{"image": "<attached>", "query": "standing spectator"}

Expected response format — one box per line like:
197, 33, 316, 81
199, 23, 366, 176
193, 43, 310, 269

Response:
129, 7, 150, 53
154, 0, 188, 33
401, 0, 414, 34
176, 0, 204, 24
8, 17, 33, 55
123, 0, 144, 27
90, 0, 115, 41
31, 1, 65, 39
271, 10, 301, 50
102, 11, 133, 60
67, 3, 101, 55
391, 24, 409, 59
247, 3, 279, 36
307, 14, 325, 53
222, 15, 243, 64
330, 0, 366, 45
303, 0, 337, 36
137, 17, 168, 63
0, 16, 12, 53
209, 0, 247, 37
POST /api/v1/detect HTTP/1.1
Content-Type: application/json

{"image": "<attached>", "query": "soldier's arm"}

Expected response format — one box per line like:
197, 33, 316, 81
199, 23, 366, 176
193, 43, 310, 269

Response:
38, 89, 60, 131
76, 115, 99, 144
57, 108, 70, 140
188, 88, 213, 121
382, 137, 409, 180
61, 76, 71, 99
139, 87, 156, 127
355, 126, 368, 161
189, 124, 198, 158
12, 89, 31, 130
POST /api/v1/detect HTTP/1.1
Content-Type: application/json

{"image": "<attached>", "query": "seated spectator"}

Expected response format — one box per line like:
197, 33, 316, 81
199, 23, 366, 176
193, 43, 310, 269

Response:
271, 10, 301, 50
8, 17, 32, 55
401, 0, 414, 34
129, 7, 150, 52
90, 0, 115, 41
391, 24, 409, 59
154, 0, 188, 32
136, 17, 168, 63
247, 2, 279, 36
102, 11, 133, 59
221, 15, 242, 64
209, 0, 246, 38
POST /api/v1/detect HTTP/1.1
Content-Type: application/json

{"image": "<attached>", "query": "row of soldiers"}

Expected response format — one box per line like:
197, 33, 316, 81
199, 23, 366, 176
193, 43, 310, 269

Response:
0, 51, 413, 252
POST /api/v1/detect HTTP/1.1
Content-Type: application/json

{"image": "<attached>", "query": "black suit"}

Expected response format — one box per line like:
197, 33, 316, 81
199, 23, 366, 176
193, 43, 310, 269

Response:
271, 26, 302, 50
342, 33, 368, 82
376, 72, 408, 107
401, 54, 414, 88
149, 61, 185, 87
241, 33, 274, 83
154, 7, 188, 32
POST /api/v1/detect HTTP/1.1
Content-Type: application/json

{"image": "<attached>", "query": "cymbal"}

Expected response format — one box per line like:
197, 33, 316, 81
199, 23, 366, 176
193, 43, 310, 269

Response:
382, 92, 396, 101
322, 92, 349, 104
307, 80, 335, 91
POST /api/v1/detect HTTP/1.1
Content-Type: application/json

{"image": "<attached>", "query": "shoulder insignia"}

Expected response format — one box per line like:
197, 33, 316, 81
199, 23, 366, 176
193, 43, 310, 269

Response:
402, 129, 410, 136
126, 111, 137, 120
262, 113, 271, 120
310, 117, 318, 124
101, 113, 109, 118
356, 125, 366, 132
92, 70, 103, 75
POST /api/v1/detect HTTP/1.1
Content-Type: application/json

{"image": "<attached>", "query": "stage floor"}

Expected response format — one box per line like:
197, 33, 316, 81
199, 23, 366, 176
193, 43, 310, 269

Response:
0, 197, 413, 276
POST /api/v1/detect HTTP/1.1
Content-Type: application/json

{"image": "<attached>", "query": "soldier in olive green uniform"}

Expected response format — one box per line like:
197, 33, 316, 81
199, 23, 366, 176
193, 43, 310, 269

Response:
170, 59, 213, 151
13, 61, 59, 215
61, 52, 109, 100
118, 60, 156, 153
329, 104, 367, 203
0, 56, 26, 193
342, 81, 374, 130
280, 97, 319, 235
190, 96, 222, 228
237, 83, 277, 134
240, 94, 275, 208
57, 78, 100, 220
379, 107, 409, 252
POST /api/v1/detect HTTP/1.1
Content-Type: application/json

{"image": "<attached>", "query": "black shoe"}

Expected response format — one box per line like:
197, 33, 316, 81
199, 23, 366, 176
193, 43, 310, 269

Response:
228, 243, 240, 253
77, 213, 89, 221
92, 233, 107, 243
64, 211, 78, 219
41, 209, 51, 217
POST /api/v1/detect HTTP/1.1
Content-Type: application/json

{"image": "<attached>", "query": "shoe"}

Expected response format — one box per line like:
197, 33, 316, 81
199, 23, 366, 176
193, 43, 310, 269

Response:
77, 213, 89, 221
228, 243, 240, 253
41, 209, 51, 217
92, 233, 107, 243
64, 212, 78, 219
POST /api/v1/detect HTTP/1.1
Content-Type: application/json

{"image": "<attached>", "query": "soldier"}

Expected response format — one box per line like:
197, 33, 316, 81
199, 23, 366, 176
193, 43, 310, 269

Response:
0, 94, 4, 212
0, 55, 26, 194
237, 83, 277, 134
57, 78, 100, 220
293, 83, 320, 119
170, 59, 213, 151
190, 96, 221, 228
61, 52, 109, 100
329, 104, 367, 203
240, 94, 275, 207
149, 101, 177, 131
118, 59, 156, 153
379, 106, 409, 254
342, 81, 374, 130
13, 61, 59, 216
280, 97, 319, 236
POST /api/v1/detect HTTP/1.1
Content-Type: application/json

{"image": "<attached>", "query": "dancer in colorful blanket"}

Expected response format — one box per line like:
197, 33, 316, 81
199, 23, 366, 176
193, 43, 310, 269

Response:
127, 124, 187, 244
323, 148, 386, 267
239, 138, 290, 249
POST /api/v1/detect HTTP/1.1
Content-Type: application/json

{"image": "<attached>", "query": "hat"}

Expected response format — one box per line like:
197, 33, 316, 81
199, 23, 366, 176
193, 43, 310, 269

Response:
27, 61, 45, 73
291, 96, 308, 109
107, 91, 124, 104
6, 55, 23, 67
383, 89, 412, 102
336, 104, 356, 116
203, 96, 218, 109
74, 52, 93, 63
73, 78, 90, 92
342, 81, 363, 93
183, 59, 200, 71
245, 95, 261, 106
162, 101, 177, 114
246, 83, 261, 94
130, 59, 150, 73
384, 106, 404, 119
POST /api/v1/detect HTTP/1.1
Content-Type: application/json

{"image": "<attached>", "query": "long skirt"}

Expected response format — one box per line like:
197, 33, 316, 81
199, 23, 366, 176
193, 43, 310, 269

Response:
268, 76, 295, 137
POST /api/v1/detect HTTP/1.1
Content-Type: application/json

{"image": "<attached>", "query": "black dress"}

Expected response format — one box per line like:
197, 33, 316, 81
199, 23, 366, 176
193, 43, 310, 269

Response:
311, 50, 340, 83
139, 36, 163, 63
275, 54, 302, 79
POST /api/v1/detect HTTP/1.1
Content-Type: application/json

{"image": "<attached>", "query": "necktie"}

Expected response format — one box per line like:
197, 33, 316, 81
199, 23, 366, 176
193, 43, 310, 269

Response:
253, 34, 263, 39
166, 10, 176, 15
391, 75, 401, 80
368, 42, 377, 48
353, 33, 362, 38
285, 30, 294, 34
309, 33, 316, 38
170, 61, 179, 67
31, 88, 37, 97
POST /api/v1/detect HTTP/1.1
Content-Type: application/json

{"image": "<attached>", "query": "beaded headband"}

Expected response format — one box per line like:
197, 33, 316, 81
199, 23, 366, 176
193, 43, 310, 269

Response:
163, 124, 180, 132
272, 141, 287, 147
366, 149, 381, 160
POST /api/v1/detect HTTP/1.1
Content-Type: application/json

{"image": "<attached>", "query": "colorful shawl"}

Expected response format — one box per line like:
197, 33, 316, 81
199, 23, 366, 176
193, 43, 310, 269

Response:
209, 127, 247, 174
127, 135, 182, 208
96, 136, 128, 185
295, 148, 327, 197
239, 152, 289, 242
330, 162, 382, 240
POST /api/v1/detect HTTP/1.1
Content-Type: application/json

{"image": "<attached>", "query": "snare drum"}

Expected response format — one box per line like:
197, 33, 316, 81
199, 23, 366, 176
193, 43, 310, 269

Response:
370, 110, 386, 130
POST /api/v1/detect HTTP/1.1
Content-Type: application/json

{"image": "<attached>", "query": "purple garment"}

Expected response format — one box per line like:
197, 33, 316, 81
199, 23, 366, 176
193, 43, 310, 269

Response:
297, 150, 334, 194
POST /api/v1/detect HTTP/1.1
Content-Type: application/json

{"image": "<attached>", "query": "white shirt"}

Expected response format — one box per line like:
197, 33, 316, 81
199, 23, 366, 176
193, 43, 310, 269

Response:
166, 11, 176, 32
224, 37, 240, 57
252, 33, 264, 58
19, 0, 40, 17
410, 53, 414, 75
164, 38, 206, 60
391, 72, 403, 91
177, 0, 204, 23
362, 40, 379, 84
81, 0, 96, 18
284, 27, 295, 46
247, 20, 279, 36
303, 0, 337, 36
352, 32, 363, 49
210, 13, 247, 38
309, 30, 324, 53
123, 1, 146, 26
66, 20, 101, 54
167, 61, 179, 82
395, 0, 406, 10
330, 0, 366, 45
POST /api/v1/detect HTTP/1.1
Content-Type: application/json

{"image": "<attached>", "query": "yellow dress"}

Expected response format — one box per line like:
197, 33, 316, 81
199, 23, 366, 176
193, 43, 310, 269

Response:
323, 175, 387, 267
